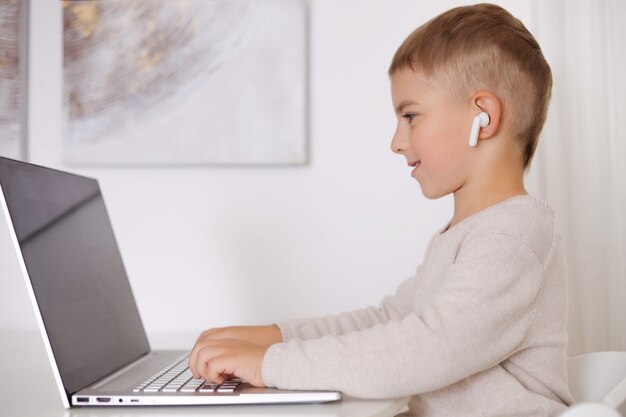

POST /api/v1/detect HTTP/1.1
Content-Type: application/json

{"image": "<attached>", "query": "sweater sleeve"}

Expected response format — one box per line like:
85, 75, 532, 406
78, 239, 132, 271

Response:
262, 233, 545, 398
276, 271, 420, 342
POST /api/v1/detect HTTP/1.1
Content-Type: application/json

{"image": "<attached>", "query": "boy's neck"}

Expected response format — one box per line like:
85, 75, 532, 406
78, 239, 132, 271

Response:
449, 167, 527, 230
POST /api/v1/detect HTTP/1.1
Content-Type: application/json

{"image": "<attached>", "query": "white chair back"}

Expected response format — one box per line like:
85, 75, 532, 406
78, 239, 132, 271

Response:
567, 351, 626, 404
558, 351, 626, 417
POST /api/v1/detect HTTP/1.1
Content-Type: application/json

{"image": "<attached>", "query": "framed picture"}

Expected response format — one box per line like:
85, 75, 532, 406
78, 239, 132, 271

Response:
62, 0, 308, 166
0, 0, 27, 160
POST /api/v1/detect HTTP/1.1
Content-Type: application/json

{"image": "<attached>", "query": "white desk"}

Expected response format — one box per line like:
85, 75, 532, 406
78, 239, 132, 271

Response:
0, 330, 409, 417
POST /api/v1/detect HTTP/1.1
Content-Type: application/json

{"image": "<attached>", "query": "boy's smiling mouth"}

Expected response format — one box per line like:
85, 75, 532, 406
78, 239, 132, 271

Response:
408, 160, 421, 176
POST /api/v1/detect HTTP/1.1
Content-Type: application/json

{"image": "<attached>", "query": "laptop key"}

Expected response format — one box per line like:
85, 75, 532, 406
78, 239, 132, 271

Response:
199, 383, 220, 391
215, 378, 242, 393
180, 385, 203, 392
180, 378, 205, 392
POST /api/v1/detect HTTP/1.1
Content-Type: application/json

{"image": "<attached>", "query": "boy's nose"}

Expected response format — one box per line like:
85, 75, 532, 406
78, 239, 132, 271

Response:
391, 130, 405, 155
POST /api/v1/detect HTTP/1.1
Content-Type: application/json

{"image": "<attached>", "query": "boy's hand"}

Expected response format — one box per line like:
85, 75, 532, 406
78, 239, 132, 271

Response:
187, 325, 282, 387
188, 338, 267, 387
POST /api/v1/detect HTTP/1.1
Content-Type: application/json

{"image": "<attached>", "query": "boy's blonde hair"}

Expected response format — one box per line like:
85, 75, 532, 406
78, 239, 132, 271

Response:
389, 3, 552, 169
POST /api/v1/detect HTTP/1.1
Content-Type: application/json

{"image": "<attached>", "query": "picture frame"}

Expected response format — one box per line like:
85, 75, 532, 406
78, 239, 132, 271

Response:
62, 0, 308, 166
0, 0, 28, 161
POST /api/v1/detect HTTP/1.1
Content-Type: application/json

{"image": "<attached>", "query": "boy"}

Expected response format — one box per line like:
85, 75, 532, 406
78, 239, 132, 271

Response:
188, 4, 574, 416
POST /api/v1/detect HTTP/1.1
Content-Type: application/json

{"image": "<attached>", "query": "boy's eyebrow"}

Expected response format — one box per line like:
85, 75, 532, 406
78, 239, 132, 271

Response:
395, 99, 419, 114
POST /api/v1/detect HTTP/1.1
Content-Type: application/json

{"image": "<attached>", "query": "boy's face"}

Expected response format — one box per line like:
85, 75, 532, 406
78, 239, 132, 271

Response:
390, 68, 473, 199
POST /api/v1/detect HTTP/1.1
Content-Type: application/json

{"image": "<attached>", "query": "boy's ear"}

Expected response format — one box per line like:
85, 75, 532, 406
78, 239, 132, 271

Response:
472, 91, 501, 139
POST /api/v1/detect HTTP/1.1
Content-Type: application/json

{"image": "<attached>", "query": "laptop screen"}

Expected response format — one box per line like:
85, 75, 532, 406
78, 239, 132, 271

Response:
0, 157, 150, 396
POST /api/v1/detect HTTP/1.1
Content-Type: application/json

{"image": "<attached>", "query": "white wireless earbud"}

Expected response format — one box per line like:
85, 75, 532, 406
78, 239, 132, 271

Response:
469, 112, 490, 147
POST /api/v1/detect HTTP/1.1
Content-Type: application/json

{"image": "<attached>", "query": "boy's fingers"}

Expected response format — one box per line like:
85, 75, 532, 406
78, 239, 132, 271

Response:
188, 343, 201, 378
189, 337, 209, 376
206, 360, 226, 383
199, 353, 231, 383
189, 337, 261, 382
189, 328, 234, 377
189, 337, 218, 378
194, 340, 232, 381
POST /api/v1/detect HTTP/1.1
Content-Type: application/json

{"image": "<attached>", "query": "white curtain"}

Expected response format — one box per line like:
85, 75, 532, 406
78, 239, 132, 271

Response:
528, 0, 626, 355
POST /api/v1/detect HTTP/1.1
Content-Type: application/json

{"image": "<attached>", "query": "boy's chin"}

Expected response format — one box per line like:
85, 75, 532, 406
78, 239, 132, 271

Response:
418, 183, 450, 200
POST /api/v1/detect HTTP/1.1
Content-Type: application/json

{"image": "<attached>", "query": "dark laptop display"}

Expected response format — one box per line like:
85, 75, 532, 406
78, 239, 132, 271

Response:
0, 157, 149, 396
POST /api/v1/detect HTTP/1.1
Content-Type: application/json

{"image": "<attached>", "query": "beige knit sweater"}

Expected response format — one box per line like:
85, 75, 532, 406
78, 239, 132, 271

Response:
262, 195, 574, 416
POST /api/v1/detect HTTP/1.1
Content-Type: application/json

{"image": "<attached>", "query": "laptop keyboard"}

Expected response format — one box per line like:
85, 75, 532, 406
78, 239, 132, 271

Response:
134, 356, 242, 393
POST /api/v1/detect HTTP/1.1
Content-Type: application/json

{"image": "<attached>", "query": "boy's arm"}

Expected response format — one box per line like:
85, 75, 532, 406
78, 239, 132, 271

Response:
277, 271, 421, 342
263, 234, 548, 398
187, 273, 420, 385
188, 271, 418, 380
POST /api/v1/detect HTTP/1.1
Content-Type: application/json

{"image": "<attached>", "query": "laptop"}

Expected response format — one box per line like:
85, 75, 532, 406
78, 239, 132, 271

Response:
0, 156, 341, 408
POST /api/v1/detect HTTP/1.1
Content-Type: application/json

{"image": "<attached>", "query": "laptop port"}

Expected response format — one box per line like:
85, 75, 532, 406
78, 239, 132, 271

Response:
96, 397, 111, 403
76, 397, 89, 403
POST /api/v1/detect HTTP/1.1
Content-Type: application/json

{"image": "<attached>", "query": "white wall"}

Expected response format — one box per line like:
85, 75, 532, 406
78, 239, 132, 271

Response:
0, 0, 532, 343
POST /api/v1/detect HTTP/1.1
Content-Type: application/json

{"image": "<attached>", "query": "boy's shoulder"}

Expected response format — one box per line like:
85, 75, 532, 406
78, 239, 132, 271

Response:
462, 195, 556, 263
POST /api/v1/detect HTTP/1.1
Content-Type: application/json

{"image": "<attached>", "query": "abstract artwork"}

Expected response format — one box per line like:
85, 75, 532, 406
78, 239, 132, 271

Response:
62, 0, 307, 165
0, 0, 24, 160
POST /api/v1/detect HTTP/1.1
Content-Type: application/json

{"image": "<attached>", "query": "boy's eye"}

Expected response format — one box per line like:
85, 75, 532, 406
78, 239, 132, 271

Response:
402, 113, 417, 123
